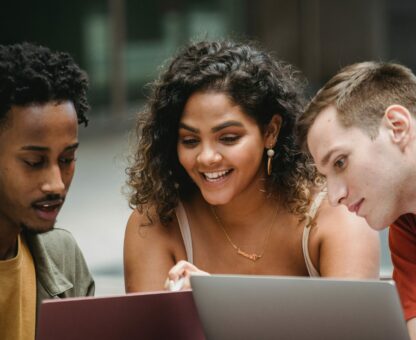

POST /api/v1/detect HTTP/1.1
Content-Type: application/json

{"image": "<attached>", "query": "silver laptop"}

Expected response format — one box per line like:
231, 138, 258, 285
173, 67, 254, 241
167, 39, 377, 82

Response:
190, 274, 409, 340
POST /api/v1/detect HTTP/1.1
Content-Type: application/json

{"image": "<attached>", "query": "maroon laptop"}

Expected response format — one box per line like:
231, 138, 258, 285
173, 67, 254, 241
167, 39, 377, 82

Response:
36, 290, 205, 340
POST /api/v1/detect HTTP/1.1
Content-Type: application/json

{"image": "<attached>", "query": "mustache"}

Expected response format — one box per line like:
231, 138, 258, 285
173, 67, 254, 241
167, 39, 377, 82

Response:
32, 194, 65, 206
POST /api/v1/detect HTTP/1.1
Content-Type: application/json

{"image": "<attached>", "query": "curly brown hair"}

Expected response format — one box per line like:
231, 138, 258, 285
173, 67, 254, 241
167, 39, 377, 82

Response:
127, 40, 319, 225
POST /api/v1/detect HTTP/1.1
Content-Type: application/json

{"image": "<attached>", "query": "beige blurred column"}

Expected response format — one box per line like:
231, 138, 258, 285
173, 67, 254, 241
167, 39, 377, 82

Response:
108, 0, 126, 116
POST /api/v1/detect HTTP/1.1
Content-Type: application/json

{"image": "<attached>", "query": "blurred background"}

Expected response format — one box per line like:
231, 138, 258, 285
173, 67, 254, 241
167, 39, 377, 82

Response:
2, 0, 413, 295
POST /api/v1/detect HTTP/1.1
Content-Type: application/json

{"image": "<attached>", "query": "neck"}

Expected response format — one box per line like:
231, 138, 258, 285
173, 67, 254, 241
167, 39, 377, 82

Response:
407, 129, 416, 214
0, 234, 18, 261
0, 225, 20, 260
397, 141, 416, 215
401, 141, 416, 215
209, 191, 280, 231
402, 174, 416, 216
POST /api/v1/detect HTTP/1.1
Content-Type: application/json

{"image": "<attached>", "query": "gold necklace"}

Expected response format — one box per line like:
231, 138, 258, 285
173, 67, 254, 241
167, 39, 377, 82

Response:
210, 205, 276, 262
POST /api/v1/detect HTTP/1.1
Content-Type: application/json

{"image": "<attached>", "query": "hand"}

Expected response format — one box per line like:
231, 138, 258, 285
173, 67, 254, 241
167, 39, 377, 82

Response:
164, 260, 209, 291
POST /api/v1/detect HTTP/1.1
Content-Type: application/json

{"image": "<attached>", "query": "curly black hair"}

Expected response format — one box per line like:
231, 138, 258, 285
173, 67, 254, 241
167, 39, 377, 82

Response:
127, 40, 319, 225
0, 42, 89, 126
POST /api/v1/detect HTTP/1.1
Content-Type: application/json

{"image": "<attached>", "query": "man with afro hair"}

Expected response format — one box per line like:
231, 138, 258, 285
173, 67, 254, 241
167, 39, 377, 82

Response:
0, 42, 94, 340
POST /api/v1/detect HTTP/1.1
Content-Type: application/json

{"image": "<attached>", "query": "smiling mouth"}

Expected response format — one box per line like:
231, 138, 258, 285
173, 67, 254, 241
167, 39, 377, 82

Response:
202, 169, 233, 182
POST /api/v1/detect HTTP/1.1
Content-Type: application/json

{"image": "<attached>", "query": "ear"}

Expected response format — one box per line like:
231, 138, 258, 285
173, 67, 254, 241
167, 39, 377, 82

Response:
264, 114, 282, 148
383, 105, 413, 149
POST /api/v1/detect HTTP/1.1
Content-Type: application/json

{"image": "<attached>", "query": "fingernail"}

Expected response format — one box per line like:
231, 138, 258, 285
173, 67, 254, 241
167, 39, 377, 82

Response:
164, 277, 170, 290
169, 277, 185, 292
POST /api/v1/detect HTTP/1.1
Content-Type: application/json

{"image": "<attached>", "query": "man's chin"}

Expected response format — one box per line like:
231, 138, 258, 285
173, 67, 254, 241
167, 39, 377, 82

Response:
21, 222, 56, 234
366, 216, 389, 231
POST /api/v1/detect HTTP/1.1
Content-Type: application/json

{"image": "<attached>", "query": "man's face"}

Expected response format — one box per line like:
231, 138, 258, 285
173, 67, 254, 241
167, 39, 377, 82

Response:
307, 105, 407, 230
0, 101, 78, 234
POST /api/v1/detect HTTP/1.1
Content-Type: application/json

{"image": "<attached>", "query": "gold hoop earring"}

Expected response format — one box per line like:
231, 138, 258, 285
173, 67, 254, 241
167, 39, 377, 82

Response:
267, 148, 275, 176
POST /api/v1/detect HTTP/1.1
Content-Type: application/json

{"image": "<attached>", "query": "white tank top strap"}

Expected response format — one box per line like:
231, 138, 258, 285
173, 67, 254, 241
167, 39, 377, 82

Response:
175, 201, 194, 264
302, 191, 327, 277
308, 190, 327, 219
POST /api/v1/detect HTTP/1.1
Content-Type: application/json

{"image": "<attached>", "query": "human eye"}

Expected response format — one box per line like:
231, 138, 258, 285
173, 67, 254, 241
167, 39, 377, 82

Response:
59, 151, 77, 166
180, 136, 199, 147
59, 156, 76, 165
333, 156, 347, 170
23, 157, 45, 168
219, 134, 240, 145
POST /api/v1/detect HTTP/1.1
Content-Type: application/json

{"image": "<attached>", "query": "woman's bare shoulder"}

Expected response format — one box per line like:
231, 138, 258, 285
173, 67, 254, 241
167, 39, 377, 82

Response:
123, 207, 188, 292
124, 207, 180, 246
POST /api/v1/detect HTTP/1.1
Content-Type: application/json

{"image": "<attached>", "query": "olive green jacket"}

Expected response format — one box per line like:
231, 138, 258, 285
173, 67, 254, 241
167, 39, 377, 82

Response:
24, 228, 95, 319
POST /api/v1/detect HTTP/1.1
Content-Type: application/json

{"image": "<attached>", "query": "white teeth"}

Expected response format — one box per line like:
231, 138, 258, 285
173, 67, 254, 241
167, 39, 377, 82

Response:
204, 170, 229, 180
41, 203, 58, 209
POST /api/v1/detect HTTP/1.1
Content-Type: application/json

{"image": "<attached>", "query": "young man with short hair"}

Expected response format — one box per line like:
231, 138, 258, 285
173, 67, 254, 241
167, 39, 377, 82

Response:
297, 61, 416, 339
0, 42, 94, 340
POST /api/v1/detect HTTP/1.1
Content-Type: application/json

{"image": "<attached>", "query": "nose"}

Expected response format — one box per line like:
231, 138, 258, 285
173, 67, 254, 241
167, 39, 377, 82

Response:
40, 165, 66, 195
196, 143, 222, 166
326, 177, 347, 207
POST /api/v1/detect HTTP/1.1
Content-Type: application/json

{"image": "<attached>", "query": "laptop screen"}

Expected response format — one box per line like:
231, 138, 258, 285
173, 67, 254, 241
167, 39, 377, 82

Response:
191, 274, 409, 340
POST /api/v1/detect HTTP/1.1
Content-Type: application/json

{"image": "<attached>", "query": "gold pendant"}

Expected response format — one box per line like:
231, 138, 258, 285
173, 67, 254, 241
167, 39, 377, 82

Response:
237, 248, 262, 261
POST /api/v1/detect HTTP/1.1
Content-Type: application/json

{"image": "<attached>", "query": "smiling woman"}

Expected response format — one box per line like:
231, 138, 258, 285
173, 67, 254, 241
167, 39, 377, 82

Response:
177, 92, 272, 207
123, 40, 381, 293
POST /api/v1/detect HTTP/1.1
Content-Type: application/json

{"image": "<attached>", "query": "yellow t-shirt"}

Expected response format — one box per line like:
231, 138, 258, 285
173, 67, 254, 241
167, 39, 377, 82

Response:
0, 234, 37, 340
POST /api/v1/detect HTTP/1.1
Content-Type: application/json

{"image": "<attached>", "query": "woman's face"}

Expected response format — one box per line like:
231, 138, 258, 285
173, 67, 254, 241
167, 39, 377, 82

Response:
177, 91, 270, 206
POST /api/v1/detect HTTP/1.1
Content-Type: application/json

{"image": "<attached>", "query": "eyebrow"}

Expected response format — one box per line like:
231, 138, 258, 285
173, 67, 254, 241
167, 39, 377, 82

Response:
211, 121, 243, 132
319, 148, 340, 168
179, 121, 244, 134
179, 122, 199, 133
20, 142, 80, 152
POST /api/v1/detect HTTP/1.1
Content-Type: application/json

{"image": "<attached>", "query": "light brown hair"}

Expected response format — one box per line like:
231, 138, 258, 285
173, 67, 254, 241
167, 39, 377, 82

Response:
297, 61, 416, 152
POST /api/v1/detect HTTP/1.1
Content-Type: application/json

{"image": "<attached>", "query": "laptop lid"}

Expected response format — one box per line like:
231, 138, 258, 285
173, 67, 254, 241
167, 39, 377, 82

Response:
36, 290, 205, 340
190, 274, 409, 340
